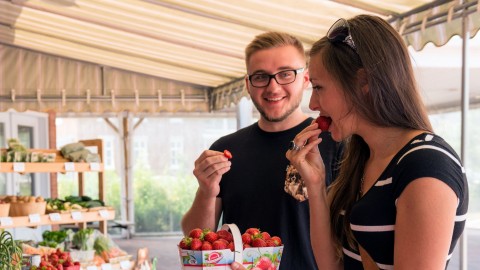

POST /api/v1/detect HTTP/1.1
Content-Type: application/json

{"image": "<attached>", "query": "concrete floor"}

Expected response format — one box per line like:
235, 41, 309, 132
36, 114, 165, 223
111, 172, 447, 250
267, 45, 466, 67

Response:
113, 230, 480, 270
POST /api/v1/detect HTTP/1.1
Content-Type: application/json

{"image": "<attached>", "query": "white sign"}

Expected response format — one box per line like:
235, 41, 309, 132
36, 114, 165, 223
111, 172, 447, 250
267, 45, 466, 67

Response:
120, 261, 131, 269
87, 266, 97, 270
49, 213, 62, 222
71, 211, 83, 220
13, 163, 25, 172
29, 214, 41, 223
90, 162, 100, 171
64, 162, 75, 171
0, 217, 13, 226
99, 210, 109, 218
101, 263, 112, 270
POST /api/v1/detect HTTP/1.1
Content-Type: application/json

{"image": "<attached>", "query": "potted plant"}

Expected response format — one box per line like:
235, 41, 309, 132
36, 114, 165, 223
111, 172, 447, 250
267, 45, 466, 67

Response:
0, 230, 22, 270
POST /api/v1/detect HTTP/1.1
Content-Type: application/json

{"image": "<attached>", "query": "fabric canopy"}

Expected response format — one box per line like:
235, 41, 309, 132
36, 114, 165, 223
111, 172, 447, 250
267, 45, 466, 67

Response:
0, 0, 479, 113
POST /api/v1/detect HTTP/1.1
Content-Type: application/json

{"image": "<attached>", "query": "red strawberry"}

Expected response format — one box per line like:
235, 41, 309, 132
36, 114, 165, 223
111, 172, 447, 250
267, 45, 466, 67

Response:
227, 241, 235, 251
246, 228, 261, 237
190, 238, 203, 250
260, 231, 271, 240
316, 116, 332, 131
204, 231, 218, 243
217, 229, 233, 242
243, 243, 251, 249
212, 240, 228, 250
270, 236, 282, 246
179, 237, 192, 249
252, 238, 267, 247
201, 241, 213, 250
189, 228, 204, 239
223, 150, 233, 159
265, 239, 276, 247
241, 233, 252, 245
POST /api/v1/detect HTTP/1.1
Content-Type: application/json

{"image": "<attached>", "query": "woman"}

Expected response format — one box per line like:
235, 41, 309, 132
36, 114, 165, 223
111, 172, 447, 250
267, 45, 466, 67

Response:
232, 15, 468, 270
289, 15, 468, 270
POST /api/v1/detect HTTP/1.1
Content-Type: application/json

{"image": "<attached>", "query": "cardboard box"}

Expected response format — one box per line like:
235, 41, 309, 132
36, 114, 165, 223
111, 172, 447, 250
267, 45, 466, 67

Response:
178, 224, 283, 270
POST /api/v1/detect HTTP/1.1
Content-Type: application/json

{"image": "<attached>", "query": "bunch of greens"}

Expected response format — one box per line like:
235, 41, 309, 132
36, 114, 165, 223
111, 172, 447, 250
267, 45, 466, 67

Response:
38, 230, 68, 248
0, 230, 22, 270
72, 228, 95, 251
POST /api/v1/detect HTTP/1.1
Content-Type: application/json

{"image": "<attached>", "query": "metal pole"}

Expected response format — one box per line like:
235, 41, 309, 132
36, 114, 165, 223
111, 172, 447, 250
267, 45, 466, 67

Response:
459, 9, 470, 270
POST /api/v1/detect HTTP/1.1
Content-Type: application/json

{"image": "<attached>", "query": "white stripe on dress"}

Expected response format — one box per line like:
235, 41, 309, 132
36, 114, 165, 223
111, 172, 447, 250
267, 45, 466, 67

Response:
351, 224, 395, 232
343, 248, 394, 269
375, 177, 392, 186
397, 145, 465, 173
455, 213, 467, 222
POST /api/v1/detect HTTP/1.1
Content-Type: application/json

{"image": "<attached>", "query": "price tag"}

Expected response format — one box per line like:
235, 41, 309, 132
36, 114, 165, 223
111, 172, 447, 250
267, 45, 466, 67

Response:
13, 162, 25, 172
90, 162, 100, 171
99, 210, 109, 218
101, 263, 112, 270
120, 260, 131, 269
64, 162, 75, 171
71, 211, 83, 220
49, 213, 62, 222
87, 266, 97, 270
0, 217, 13, 226
29, 214, 41, 223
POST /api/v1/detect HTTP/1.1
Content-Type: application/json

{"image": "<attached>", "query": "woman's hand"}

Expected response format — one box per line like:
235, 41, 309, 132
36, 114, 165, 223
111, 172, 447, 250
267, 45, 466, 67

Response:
286, 122, 326, 193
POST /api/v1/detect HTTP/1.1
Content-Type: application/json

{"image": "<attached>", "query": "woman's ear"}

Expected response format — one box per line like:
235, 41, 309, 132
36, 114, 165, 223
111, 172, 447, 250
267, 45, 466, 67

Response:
357, 68, 369, 94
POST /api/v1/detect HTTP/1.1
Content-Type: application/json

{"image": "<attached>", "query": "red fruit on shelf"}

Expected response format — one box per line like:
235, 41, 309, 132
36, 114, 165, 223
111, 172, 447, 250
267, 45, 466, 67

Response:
316, 116, 332, 131
223, 150, 233, 159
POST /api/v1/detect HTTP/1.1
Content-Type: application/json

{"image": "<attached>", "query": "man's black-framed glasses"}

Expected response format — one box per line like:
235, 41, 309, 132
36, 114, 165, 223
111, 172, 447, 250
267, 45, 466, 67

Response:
248, 67, 305, 88
327, 18, 356, 51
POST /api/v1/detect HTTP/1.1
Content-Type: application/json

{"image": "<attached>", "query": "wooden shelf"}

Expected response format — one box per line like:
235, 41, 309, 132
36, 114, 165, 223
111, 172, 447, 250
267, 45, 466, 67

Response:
0, 209, 115, 229
0, 162, 103, 173
1, 139, 111, 234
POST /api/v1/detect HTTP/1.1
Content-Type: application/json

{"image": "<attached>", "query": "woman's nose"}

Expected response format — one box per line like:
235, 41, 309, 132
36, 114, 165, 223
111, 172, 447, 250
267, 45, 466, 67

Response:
309, 93, 320, 111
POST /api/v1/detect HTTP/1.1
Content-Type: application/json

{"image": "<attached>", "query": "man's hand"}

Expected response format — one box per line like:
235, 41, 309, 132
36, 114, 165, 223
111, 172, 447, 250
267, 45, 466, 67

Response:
193, 150, 232, 198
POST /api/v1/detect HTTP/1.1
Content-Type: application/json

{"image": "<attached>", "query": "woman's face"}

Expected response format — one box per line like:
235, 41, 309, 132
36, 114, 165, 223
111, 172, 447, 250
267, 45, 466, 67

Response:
308, 52, 358, 141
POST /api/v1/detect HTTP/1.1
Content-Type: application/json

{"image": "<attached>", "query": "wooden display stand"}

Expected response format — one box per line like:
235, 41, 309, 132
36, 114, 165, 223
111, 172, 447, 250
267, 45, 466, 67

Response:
0, 139, 112, 233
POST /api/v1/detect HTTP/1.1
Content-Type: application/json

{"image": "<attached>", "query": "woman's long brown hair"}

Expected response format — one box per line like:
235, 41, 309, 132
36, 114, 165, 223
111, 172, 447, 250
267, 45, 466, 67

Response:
309, 15, 433, 256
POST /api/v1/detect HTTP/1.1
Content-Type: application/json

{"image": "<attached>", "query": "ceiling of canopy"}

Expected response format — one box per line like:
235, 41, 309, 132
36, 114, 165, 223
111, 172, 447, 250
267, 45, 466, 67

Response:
0, 0, 479, 113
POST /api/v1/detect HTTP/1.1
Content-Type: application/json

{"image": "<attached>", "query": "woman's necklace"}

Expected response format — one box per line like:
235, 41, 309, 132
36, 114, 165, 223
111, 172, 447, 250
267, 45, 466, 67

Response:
359, 174, 365, 197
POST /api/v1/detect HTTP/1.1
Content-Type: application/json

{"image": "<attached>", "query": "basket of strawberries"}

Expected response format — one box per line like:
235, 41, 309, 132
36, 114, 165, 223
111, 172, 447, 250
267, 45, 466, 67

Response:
178, 223, 283, 270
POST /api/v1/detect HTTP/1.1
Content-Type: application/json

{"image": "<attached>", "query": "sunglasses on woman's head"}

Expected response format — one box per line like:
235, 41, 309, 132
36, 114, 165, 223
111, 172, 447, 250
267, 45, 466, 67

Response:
327, 18, 357, 52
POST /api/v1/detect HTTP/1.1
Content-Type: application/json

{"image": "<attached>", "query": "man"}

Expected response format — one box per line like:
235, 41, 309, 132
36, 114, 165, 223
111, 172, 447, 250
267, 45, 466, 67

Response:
181, 32, 342, 269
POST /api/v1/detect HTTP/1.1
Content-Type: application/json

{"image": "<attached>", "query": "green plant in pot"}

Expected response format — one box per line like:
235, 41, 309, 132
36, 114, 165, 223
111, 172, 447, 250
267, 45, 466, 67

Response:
0, 230, 22, 270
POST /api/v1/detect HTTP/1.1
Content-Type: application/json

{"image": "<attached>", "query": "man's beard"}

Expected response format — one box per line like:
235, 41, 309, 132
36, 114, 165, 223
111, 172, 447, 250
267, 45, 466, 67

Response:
252, 98, 301, 123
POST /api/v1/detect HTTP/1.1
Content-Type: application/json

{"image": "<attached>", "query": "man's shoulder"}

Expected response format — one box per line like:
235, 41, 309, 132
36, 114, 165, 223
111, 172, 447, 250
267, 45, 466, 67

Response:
210, 123, 258, 149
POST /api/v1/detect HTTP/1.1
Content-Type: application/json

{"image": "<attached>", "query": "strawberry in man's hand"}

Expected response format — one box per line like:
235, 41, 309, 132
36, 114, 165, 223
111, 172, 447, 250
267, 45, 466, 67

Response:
316, 116, 332, 131
223, 150, 233, 159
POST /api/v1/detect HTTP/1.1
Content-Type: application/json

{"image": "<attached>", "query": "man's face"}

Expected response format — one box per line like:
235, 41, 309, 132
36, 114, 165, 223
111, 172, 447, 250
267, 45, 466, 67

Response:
245, 45, 309, 122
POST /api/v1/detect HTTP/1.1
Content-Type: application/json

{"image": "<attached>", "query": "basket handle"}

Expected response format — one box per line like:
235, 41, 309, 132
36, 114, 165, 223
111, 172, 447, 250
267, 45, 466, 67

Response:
221, 223, 243, 264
